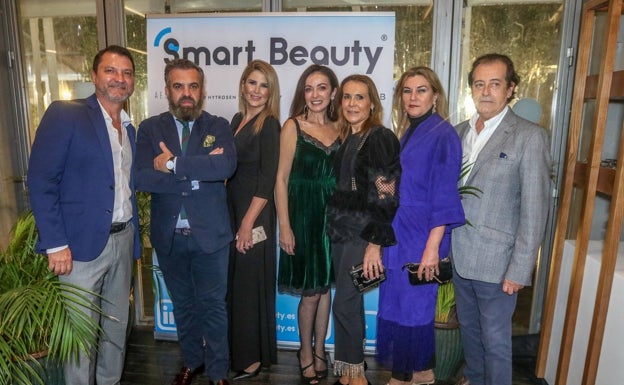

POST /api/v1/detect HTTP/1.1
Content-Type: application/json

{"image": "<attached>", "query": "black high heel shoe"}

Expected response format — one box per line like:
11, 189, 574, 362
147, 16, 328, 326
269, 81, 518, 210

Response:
313, 352, 329, 379
231, 363, 261, 381
296, 349, 318, 385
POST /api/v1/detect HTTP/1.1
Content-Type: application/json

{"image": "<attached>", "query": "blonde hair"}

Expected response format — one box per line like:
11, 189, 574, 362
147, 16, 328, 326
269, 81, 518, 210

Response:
238, 60, 281, 134
393, 66, 448, 139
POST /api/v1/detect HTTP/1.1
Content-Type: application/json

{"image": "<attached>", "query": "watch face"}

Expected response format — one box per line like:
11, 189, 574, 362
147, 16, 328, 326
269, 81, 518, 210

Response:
166, 160, 174, 170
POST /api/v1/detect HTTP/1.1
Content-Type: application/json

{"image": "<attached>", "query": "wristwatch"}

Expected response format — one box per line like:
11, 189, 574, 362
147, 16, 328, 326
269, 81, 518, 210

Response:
165, 156, 175, 173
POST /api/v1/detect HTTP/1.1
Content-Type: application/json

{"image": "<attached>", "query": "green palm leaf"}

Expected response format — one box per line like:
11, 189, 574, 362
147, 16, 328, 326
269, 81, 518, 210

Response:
435, 281, 456, 323
0, 211, 104, 385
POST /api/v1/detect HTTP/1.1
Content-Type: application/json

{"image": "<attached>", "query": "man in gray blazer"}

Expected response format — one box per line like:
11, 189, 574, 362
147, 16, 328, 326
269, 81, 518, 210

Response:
452, 54, 551, 385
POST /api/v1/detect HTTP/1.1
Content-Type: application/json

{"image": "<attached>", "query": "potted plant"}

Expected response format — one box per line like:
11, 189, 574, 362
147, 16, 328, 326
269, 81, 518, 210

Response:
0, 211, 102, 385
434, 280, 463, 382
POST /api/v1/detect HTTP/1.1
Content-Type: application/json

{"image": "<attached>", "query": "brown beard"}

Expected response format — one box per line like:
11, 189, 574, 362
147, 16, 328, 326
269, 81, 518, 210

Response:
169, 95, 204, 121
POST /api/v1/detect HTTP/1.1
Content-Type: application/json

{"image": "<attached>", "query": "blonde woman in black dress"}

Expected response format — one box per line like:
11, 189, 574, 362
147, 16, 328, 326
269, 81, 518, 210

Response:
227, 60, 281, 380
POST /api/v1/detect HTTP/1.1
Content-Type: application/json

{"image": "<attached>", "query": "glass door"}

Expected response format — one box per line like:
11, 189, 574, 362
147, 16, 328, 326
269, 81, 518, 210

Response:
457, 0, 567, 334
0, 0, 30, 248
18, 0, 99, 137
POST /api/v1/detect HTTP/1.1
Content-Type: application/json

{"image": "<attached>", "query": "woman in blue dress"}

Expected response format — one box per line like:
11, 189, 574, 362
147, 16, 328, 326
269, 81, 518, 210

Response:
376, 67, 465, 385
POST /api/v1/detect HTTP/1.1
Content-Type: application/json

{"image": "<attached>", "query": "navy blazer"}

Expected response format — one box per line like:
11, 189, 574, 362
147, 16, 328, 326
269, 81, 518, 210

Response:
28, 94, 141, 262
135, 110, 236, 255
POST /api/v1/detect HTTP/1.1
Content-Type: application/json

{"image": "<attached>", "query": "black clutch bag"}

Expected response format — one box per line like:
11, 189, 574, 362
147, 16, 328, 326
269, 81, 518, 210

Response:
401, 258, 453, 285
349, 263, 386, 293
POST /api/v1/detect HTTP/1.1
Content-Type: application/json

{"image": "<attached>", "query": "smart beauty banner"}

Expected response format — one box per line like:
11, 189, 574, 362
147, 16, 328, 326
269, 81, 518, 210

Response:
146, 12, 395, 126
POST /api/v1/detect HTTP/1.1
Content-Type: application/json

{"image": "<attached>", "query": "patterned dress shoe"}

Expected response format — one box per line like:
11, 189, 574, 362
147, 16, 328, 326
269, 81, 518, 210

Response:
171, 365, 204, 385
455, 376, 470, 385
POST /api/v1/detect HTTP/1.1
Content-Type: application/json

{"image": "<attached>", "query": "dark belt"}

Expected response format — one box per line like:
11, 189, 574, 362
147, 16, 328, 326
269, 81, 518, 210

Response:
174, 228, 192, 236
110, 219, 131, 234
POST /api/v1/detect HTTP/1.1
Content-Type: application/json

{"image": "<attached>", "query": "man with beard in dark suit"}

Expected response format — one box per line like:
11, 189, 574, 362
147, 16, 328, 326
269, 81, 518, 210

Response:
135, 58, 236, 385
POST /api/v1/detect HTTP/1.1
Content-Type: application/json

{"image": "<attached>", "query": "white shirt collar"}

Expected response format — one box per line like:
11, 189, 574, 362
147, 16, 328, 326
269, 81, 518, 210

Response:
96, 99, 132, 127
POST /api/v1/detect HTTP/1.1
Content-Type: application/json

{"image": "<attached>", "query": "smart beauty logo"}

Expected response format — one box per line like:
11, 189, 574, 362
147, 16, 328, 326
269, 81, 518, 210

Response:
153, 27, 178, 52
152, 25, 384, 73
153, 26, 255, 66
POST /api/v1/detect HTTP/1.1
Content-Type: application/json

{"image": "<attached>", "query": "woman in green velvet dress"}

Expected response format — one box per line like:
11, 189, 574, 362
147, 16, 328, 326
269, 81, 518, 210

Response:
275, 64, 340, 385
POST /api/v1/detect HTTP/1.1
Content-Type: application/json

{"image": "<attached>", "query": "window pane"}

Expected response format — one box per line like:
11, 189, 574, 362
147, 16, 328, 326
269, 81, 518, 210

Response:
18, 0, 98, 135
281, 2, 433, 85
170, 0, 262, 13
458, 2, 564, 129
126, 5, 149, 126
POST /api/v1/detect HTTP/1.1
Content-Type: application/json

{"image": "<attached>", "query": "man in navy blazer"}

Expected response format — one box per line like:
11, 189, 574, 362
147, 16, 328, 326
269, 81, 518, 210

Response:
28, 45, 141, 385
452, 54, 551, 385
135, 59, 236, 385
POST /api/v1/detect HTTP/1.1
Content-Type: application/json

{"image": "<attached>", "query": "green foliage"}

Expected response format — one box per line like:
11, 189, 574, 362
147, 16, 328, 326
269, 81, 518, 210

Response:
136, 190, 151, 247
458, 161, 483, 199
0, 212, 103, 385
435, 281, 455, 324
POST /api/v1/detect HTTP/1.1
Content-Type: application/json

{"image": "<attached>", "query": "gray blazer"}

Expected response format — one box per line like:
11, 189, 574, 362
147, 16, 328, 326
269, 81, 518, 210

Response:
452, 108, 551, 286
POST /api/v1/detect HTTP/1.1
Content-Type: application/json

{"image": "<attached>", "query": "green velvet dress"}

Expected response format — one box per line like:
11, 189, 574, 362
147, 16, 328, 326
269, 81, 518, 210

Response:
277, 119, 339, 295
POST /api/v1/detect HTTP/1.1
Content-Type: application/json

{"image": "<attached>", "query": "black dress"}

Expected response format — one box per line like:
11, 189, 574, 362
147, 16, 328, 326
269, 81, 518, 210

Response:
227, 112, 280, 370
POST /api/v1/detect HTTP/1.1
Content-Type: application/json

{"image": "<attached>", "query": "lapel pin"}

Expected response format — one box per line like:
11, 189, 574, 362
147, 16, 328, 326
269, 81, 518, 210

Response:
203, 135, 215, 147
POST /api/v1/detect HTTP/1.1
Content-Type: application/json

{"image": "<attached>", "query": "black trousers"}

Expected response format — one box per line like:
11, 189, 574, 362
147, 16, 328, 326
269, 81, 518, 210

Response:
331, 239, 367, 376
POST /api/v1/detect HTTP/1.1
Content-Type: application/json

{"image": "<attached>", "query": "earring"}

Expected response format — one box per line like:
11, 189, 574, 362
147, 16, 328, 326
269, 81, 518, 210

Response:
433, 101, 437, 114
370, 107, 374, 115
328, 99, 334, 116
304, 105, 309, 119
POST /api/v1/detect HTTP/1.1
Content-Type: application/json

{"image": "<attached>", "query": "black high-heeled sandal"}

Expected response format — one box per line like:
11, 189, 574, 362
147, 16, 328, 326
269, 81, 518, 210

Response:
313, 351, 329, 379
297, 349, 318, 385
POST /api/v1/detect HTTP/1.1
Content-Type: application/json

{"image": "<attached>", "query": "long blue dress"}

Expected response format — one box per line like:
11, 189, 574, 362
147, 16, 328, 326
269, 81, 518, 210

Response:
376, 113, 465, 373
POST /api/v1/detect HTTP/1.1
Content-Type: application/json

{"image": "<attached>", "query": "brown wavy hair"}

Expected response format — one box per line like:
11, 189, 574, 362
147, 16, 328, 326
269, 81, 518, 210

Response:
289, 64, 339, 121
336, 74, 384, 141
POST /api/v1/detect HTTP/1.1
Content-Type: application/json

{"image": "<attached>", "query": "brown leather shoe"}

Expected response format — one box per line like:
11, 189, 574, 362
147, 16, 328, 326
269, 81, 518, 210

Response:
455, 376, 470, 385
171, 365, 203, 385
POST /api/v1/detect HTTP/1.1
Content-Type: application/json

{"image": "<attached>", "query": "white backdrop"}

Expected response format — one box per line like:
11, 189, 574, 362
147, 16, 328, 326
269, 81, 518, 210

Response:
147, 12, 396, 350
146, 12, 395, 126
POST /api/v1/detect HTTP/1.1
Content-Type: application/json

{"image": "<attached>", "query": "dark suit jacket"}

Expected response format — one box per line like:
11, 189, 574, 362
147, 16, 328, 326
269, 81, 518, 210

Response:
28, 94, 141, 262
135, 110, 236, 255
452, 108, 551, 285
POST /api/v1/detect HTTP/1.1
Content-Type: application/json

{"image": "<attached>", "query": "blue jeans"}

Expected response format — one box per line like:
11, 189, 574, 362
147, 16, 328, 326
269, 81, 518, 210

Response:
453, 273, 517, 385
157, 232, 229, 381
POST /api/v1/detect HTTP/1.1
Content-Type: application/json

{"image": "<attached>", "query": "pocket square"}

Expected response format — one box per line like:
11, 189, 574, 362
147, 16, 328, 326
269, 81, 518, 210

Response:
203, 135, 215, 147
